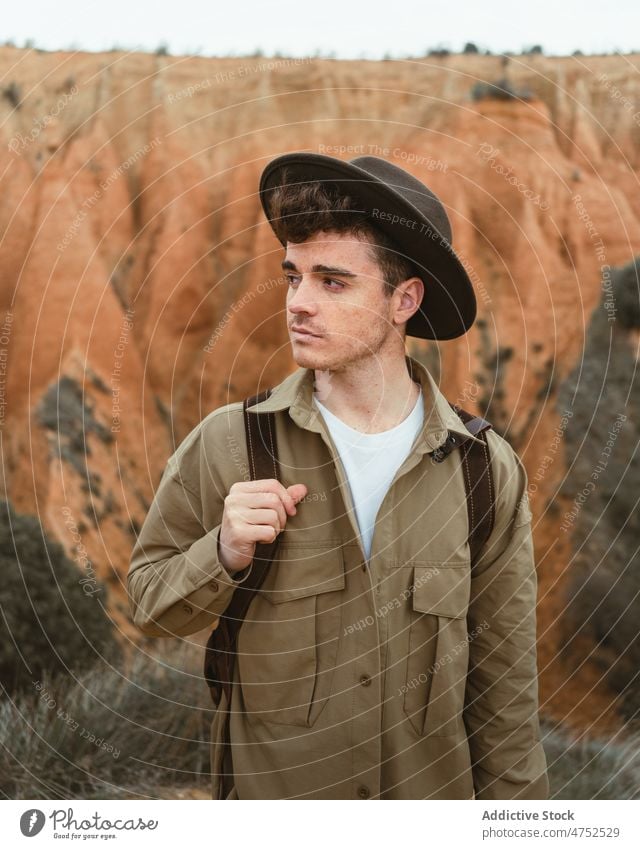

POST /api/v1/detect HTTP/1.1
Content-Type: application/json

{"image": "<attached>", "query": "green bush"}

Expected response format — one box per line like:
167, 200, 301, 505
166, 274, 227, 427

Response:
2, 81, 22, 109
558, 257, 640, 720
470, 76, 533, 102
541, 716, 640, 799
0, 500, 119, 694
613, 258, 640, 330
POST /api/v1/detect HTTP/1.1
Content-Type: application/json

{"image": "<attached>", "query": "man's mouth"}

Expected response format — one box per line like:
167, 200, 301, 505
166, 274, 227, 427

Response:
290, 325, 321, 337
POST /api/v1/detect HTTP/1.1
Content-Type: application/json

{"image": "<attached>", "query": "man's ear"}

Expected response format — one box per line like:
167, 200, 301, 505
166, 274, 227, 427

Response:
396, 276, 424, 323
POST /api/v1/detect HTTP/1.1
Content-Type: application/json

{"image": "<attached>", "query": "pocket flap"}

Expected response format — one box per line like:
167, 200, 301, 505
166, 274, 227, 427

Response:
259, 545, 345, 603
411, 564, 470, 619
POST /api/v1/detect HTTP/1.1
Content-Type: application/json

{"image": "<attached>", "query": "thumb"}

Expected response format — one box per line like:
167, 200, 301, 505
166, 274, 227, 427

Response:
287, 483, 308, 504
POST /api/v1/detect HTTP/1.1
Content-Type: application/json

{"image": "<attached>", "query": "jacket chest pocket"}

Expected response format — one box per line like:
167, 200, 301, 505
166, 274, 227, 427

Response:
236, 545, 345, 728
403, 564, 470, 737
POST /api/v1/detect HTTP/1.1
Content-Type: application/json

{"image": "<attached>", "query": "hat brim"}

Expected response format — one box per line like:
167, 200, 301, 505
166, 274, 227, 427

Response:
259, 152, 477, 341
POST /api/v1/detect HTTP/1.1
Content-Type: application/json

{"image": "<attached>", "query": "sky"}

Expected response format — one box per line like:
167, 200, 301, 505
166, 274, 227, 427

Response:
2, 0, 638, 59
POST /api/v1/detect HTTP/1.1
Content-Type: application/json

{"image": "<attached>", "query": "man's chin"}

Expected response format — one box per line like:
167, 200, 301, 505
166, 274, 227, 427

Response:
291, 348, 324, 369
291, 340, 339, 368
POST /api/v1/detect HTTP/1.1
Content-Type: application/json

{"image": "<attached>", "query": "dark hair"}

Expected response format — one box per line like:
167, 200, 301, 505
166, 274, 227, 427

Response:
267, 169, 420, 302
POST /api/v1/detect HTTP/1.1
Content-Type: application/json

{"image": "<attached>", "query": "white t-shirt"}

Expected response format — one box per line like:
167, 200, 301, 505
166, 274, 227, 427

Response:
313, 387, 424, 561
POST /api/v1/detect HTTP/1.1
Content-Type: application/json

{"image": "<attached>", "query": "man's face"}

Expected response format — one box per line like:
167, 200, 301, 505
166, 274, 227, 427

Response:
283, 229, 414, 372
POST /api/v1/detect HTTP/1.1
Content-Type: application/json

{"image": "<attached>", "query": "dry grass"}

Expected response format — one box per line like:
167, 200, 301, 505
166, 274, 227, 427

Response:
0, 640, 213, 800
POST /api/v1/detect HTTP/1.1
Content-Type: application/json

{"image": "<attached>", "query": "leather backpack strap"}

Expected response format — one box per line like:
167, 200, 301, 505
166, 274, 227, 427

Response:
203, 387, 281, 708
239, 387, 282, 595
204, 387, 282, 799
451, 404, 495, 568
431, 402, 495, 568
221, 388, 281, 623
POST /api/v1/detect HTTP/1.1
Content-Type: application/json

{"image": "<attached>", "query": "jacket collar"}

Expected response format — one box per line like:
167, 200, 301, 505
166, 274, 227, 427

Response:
246, 353, 485, 453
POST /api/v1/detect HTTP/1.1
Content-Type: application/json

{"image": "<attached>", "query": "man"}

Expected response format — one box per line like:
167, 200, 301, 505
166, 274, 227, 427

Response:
127, 152, 549, 800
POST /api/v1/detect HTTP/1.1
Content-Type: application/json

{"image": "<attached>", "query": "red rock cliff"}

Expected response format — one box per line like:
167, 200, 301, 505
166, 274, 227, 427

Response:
1, 46, 639, 735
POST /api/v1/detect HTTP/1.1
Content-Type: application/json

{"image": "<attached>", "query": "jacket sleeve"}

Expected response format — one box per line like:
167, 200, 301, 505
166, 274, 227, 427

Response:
463, 431, 549, 800
127, 428, 252, 638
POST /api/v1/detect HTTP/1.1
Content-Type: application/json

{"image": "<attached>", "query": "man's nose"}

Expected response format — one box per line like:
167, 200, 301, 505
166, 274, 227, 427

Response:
287, 276, 317, 314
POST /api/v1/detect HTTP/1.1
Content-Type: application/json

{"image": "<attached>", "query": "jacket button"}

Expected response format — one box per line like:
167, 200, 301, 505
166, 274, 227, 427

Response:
208, 580, 219, 592
359, 674, 371, 687
357, 785, 370, 799
182, 603, 193, 616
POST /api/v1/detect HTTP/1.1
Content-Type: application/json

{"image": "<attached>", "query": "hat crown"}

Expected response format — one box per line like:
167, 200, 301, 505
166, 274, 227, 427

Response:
348, 155, 452, 243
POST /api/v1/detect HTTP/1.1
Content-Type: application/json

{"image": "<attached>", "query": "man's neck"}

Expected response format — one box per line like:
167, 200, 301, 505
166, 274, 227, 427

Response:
312, 355, 422, 434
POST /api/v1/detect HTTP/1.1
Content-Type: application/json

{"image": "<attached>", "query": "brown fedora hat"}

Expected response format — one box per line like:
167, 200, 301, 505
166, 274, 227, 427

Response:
258, 151, 476, 340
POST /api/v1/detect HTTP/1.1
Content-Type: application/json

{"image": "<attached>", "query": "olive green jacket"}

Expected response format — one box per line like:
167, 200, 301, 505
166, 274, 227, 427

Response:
127, 354, 549, 800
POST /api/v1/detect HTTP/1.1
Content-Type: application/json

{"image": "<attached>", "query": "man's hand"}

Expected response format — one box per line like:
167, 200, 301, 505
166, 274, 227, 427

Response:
218, 479, 308, 574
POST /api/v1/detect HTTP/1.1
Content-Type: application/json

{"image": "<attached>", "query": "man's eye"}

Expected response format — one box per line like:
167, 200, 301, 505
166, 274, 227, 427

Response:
286, 275, 344, 290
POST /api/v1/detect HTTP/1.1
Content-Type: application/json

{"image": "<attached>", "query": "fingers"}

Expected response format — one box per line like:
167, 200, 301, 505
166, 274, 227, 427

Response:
231, 488, 287, 530
230, 478, 307, 516
236, 522, 280, 545
238, 507, 285, 534
287, 483, 309, 505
